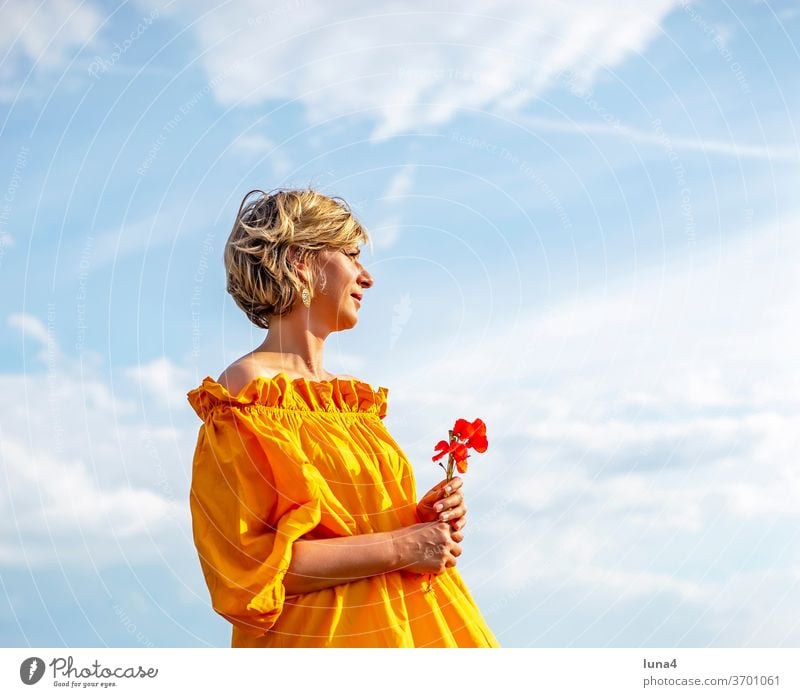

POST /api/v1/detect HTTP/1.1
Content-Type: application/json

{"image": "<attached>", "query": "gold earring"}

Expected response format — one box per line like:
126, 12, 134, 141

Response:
301, 287, 311, 308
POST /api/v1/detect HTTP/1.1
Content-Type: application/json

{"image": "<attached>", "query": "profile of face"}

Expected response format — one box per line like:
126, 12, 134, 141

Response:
301, 245, 374, 332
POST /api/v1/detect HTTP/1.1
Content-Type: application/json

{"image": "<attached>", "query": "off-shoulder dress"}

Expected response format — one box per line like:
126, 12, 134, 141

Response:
187, 373, 499, 648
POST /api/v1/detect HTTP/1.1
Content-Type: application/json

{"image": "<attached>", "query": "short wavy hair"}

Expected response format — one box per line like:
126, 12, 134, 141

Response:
224, 188, 369, 329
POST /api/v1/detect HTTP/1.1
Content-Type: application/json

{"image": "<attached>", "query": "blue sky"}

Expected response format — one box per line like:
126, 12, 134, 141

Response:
1, 0, 799, 647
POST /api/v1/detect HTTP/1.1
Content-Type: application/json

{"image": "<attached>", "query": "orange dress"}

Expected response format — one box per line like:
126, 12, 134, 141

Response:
187, 373, 499, 648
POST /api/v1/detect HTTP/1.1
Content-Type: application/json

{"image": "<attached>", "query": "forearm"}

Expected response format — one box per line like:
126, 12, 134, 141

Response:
283, 530, 404, 595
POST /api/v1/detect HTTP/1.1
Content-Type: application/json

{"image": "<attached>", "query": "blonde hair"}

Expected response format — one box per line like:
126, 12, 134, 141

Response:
224, 188, 369, 329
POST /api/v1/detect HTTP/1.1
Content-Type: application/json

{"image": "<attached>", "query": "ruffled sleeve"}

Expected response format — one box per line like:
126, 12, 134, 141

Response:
187, 382, 325, 636
186, 373, 390, 637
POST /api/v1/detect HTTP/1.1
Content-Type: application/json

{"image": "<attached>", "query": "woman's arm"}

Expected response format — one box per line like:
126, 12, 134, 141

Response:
283, 522, 463, 595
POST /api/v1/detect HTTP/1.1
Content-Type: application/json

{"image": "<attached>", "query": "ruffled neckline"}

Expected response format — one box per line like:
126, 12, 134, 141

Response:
187, 372, 388, 420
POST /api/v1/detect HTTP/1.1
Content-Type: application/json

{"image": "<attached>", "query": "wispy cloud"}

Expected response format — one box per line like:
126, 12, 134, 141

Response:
369, 215, 402, 249
383, 164, 415, 200
0, 0, 102, 103
230, 132, 292, 176
89, 200, 214, 267
8, 311, 61, 366
157, 0, 682, 141
511, 114, 800, 162
369, 165, 417, 250
8, 312, 50, 346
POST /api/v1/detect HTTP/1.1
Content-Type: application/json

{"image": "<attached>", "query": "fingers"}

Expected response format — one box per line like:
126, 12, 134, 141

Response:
428, 523, 463, 571
435, 497, 466, 521
445, 541, 462, 568
426, 477, 462, 502
423, 477, 464, 509
422, 477, 457, 503
449, 515, 467, 531
437, 476, 463, 497
420, 477, 468, 532
434, 482, 465, 513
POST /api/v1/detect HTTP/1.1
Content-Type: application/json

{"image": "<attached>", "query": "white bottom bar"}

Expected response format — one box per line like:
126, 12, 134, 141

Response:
1, 648, 798, 696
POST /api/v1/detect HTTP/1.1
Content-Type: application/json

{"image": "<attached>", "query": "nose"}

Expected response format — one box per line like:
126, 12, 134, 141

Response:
358, 262, 374, 289
356, 260, 375, 288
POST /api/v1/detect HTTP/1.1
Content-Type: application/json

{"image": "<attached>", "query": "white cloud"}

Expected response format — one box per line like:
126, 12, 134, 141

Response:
371, 215, 402, 249
7, 312, 50, 346
90, 203, 185, 267
230, 133, 292, 175
0, 318, 194, 569
369, 166, 417, 251
0, 0, 102, 101
0, 367, 189, 568
152, 0, 682, 141
7, 311, 61, 365
0, 436, 178, 563
383, 165, 415, 200
512, 114, 800, 162
125, 356, 195, 409
90, 197, 222, 268
386, 213, 800, 644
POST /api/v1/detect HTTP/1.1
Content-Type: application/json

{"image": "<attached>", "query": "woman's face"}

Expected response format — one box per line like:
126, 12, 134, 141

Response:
313, 244, 374, 331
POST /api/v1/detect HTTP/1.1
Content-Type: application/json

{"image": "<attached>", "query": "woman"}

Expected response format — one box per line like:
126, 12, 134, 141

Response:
187, 188, 499, 647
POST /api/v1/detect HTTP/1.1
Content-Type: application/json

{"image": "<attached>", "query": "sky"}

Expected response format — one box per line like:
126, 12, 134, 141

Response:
1, 0, 799, 648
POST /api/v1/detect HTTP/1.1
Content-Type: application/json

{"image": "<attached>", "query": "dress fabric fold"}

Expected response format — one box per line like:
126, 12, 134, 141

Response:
187, 373, 500, 648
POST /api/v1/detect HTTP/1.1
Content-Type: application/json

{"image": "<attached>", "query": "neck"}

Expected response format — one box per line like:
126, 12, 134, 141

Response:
255, 312, 331, 380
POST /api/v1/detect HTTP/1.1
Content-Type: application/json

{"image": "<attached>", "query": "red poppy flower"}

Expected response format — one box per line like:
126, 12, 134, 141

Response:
424, 416, 489, 594
432, 417, 488, 479
432, 440, 452, 462
453, 417, 488, 453
452, 442, 468, 465
432, 439, 469, 463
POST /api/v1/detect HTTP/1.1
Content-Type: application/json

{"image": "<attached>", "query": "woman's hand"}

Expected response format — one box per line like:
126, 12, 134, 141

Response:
392, 522, 465, 575
416, 476, 467, 532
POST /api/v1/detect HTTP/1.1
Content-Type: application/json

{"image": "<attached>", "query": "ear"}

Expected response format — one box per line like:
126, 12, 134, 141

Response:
287, 246, 310, 284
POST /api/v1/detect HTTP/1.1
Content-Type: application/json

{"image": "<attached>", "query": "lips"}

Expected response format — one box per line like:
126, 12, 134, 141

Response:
351, 293, 363, 303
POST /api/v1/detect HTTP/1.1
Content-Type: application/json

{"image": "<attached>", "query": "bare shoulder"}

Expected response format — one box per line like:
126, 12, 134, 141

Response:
217, 356, 272, 395
217, 353, 360, 391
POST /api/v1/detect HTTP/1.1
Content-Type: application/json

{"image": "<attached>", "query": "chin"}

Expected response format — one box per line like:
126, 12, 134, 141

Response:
333, 313, 358, 331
